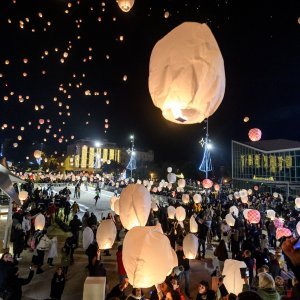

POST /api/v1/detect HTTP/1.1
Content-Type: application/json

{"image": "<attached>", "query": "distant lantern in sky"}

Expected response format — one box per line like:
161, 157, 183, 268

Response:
164, 11, 170, 18
243, 116, 249, 122
149, 22, 225, 125
248, 128, 262, 142
123, 75, 127, 81
39, 119, 45, 125
34, 150, 42, 159
117, 0, 135, 12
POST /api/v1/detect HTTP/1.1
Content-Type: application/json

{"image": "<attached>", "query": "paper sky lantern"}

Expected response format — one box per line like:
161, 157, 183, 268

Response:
35, 214, 45, 231
247, 189, 252, 195
83, 227, 94, 250
182, 194, 189, 204
39, 119, 44, 125
167, 167, 172, 173
296, 221, 300, 235
149, 22, 225, 125
273, 192, 279, 198
276, 227, 292, 240
229, 206, 238, 217
266, 209, 276, 221
119, 184, 151, 230
151, 202, 158, 212
167, 183, 172, 190
223, 259, 247, 295
193, 194, 202, 203
239, 189, 248, 198
110, 196, 118, 211
122, 224, 178, 288
225, 213, 235, 227
96, 219, 117, 249
241, 196, 248, 204
183, 233, 198, 259
202, 179, 213, 189
228, 194, 233, 201
177, 179, 186, 188
274, 218, 284, 228
248, 128, 262, 142
175, 206, 186, 221
167, 173, 176, 183
190, 215, 198, 233
167, 206, 176, 219
247, 209, 260, 224
117, 0, 135, 12
19, 190, 28, 201
295, 198, 300, 208
254, 185, 259, 191
214, 184, 220, 191
34, 150, 42, 159
234, 191, 240, 199
243, 116, 249, 123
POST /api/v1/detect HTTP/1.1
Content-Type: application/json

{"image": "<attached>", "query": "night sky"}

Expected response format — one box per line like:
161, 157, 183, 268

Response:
0, 0, 300, 171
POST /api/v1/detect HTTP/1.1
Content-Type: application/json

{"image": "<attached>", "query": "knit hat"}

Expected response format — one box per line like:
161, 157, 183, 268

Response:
258, 272, 275, 289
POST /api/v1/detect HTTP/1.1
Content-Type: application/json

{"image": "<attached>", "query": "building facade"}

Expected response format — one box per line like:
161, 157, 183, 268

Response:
64, 139, 154, 171
232, 139, 300, 196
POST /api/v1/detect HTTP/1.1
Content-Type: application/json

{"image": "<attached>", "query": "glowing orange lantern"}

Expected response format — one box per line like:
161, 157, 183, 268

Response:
248, 128, 262, 142
202, 179, 213, 189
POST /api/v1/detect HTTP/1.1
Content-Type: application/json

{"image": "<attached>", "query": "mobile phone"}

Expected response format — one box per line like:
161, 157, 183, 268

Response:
240, 267, 249, 279
293, 238, 300, 250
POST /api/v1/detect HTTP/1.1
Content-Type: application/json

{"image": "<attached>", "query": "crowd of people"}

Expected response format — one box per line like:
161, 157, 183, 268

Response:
0, 176, 300, 300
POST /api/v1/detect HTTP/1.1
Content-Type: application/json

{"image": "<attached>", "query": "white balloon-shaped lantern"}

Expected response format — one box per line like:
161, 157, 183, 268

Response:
119, 184, 151, 230
239, 189, 248, 198
189, 215, 198, 233
178, 179, 186, 188
35, 214, 45, 231
167, 173, 176, 183
182, 194, 189, 204
123, 224, 178, 288
167, 167, 172, 173
151, 202, 159, 212
234, 191, 240, 199
295, 198, 300, 208
117, 0, 135, 12
273, 192, 279, 198
82, 227, 94, 250
96, 219, 117, 249
225, 213, 235, 227
193, 194, 202, 203
247, 189, 253, 195
149, 22, 225, 125
183, 233, 198, 259
229, 206, 239, 217
167, 206, 176, 219
175, 206, 186, 221
167, 183, 172, 190
266, 209, 276, 221
19, 190, 28, 201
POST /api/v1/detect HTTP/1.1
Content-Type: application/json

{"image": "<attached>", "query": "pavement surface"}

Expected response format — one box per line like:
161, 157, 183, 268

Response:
3, 185, 219, 300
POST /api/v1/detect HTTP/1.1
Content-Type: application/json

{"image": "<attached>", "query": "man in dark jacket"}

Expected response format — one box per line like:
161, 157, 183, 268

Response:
197, 218, 208, 259
243, 250, 254, 286
69, 215, 82, 247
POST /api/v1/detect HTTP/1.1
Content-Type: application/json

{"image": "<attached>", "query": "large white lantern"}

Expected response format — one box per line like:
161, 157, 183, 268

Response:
175, 206, 186, 221
247, 189, 253, 195
189, 215, 198, 233
295, 198, 300, 208
266, 209, 276, 221
223, 259, 247, 295
167, 183, 172, 190
167, 173, 176, 183
178, 179, 186, 188
19, 190, 28, 201
225, 213, 235, 227
229, 206, 238, 217
167, 206, 176, 219
83, 227, 94, 250
273, 192, 279, 198
149, 22, 225, 125
96, 219, 117, 249
117, 0, 135, 12
183, 234, 198, 259
119, 184, 151, 230
35, 214, 45, 231
123, 224, 178, 288
193, 194, 202, 203
182, 194, 189, 204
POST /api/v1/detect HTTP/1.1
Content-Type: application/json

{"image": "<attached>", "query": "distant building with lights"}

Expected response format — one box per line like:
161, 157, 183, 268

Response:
232, 139, 300, 197
63, 138, 154, 171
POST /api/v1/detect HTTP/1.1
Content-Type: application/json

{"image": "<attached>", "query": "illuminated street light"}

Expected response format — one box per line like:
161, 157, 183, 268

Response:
95, 141, 101, 147
207, 143, 213, 150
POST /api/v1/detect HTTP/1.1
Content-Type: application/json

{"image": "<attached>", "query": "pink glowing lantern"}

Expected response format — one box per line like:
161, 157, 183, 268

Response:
276, 227, 292, 240
248, 128, 262, 142
254, 185, 259, 191
247, 209, 260, 224
274, 218, 284, 228
202, 179, 213, 189
39, 119, 45, 125
214, 184, 220, 191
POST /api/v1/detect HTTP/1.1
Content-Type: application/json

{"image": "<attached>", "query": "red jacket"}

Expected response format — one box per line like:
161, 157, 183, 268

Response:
116, 251, 126, 275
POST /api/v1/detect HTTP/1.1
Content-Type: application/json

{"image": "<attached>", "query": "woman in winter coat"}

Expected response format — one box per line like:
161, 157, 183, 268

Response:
50, 266, 66, 300
12, 224, 25, 260
47, 237, 58, 266
213, 239, 228, 272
